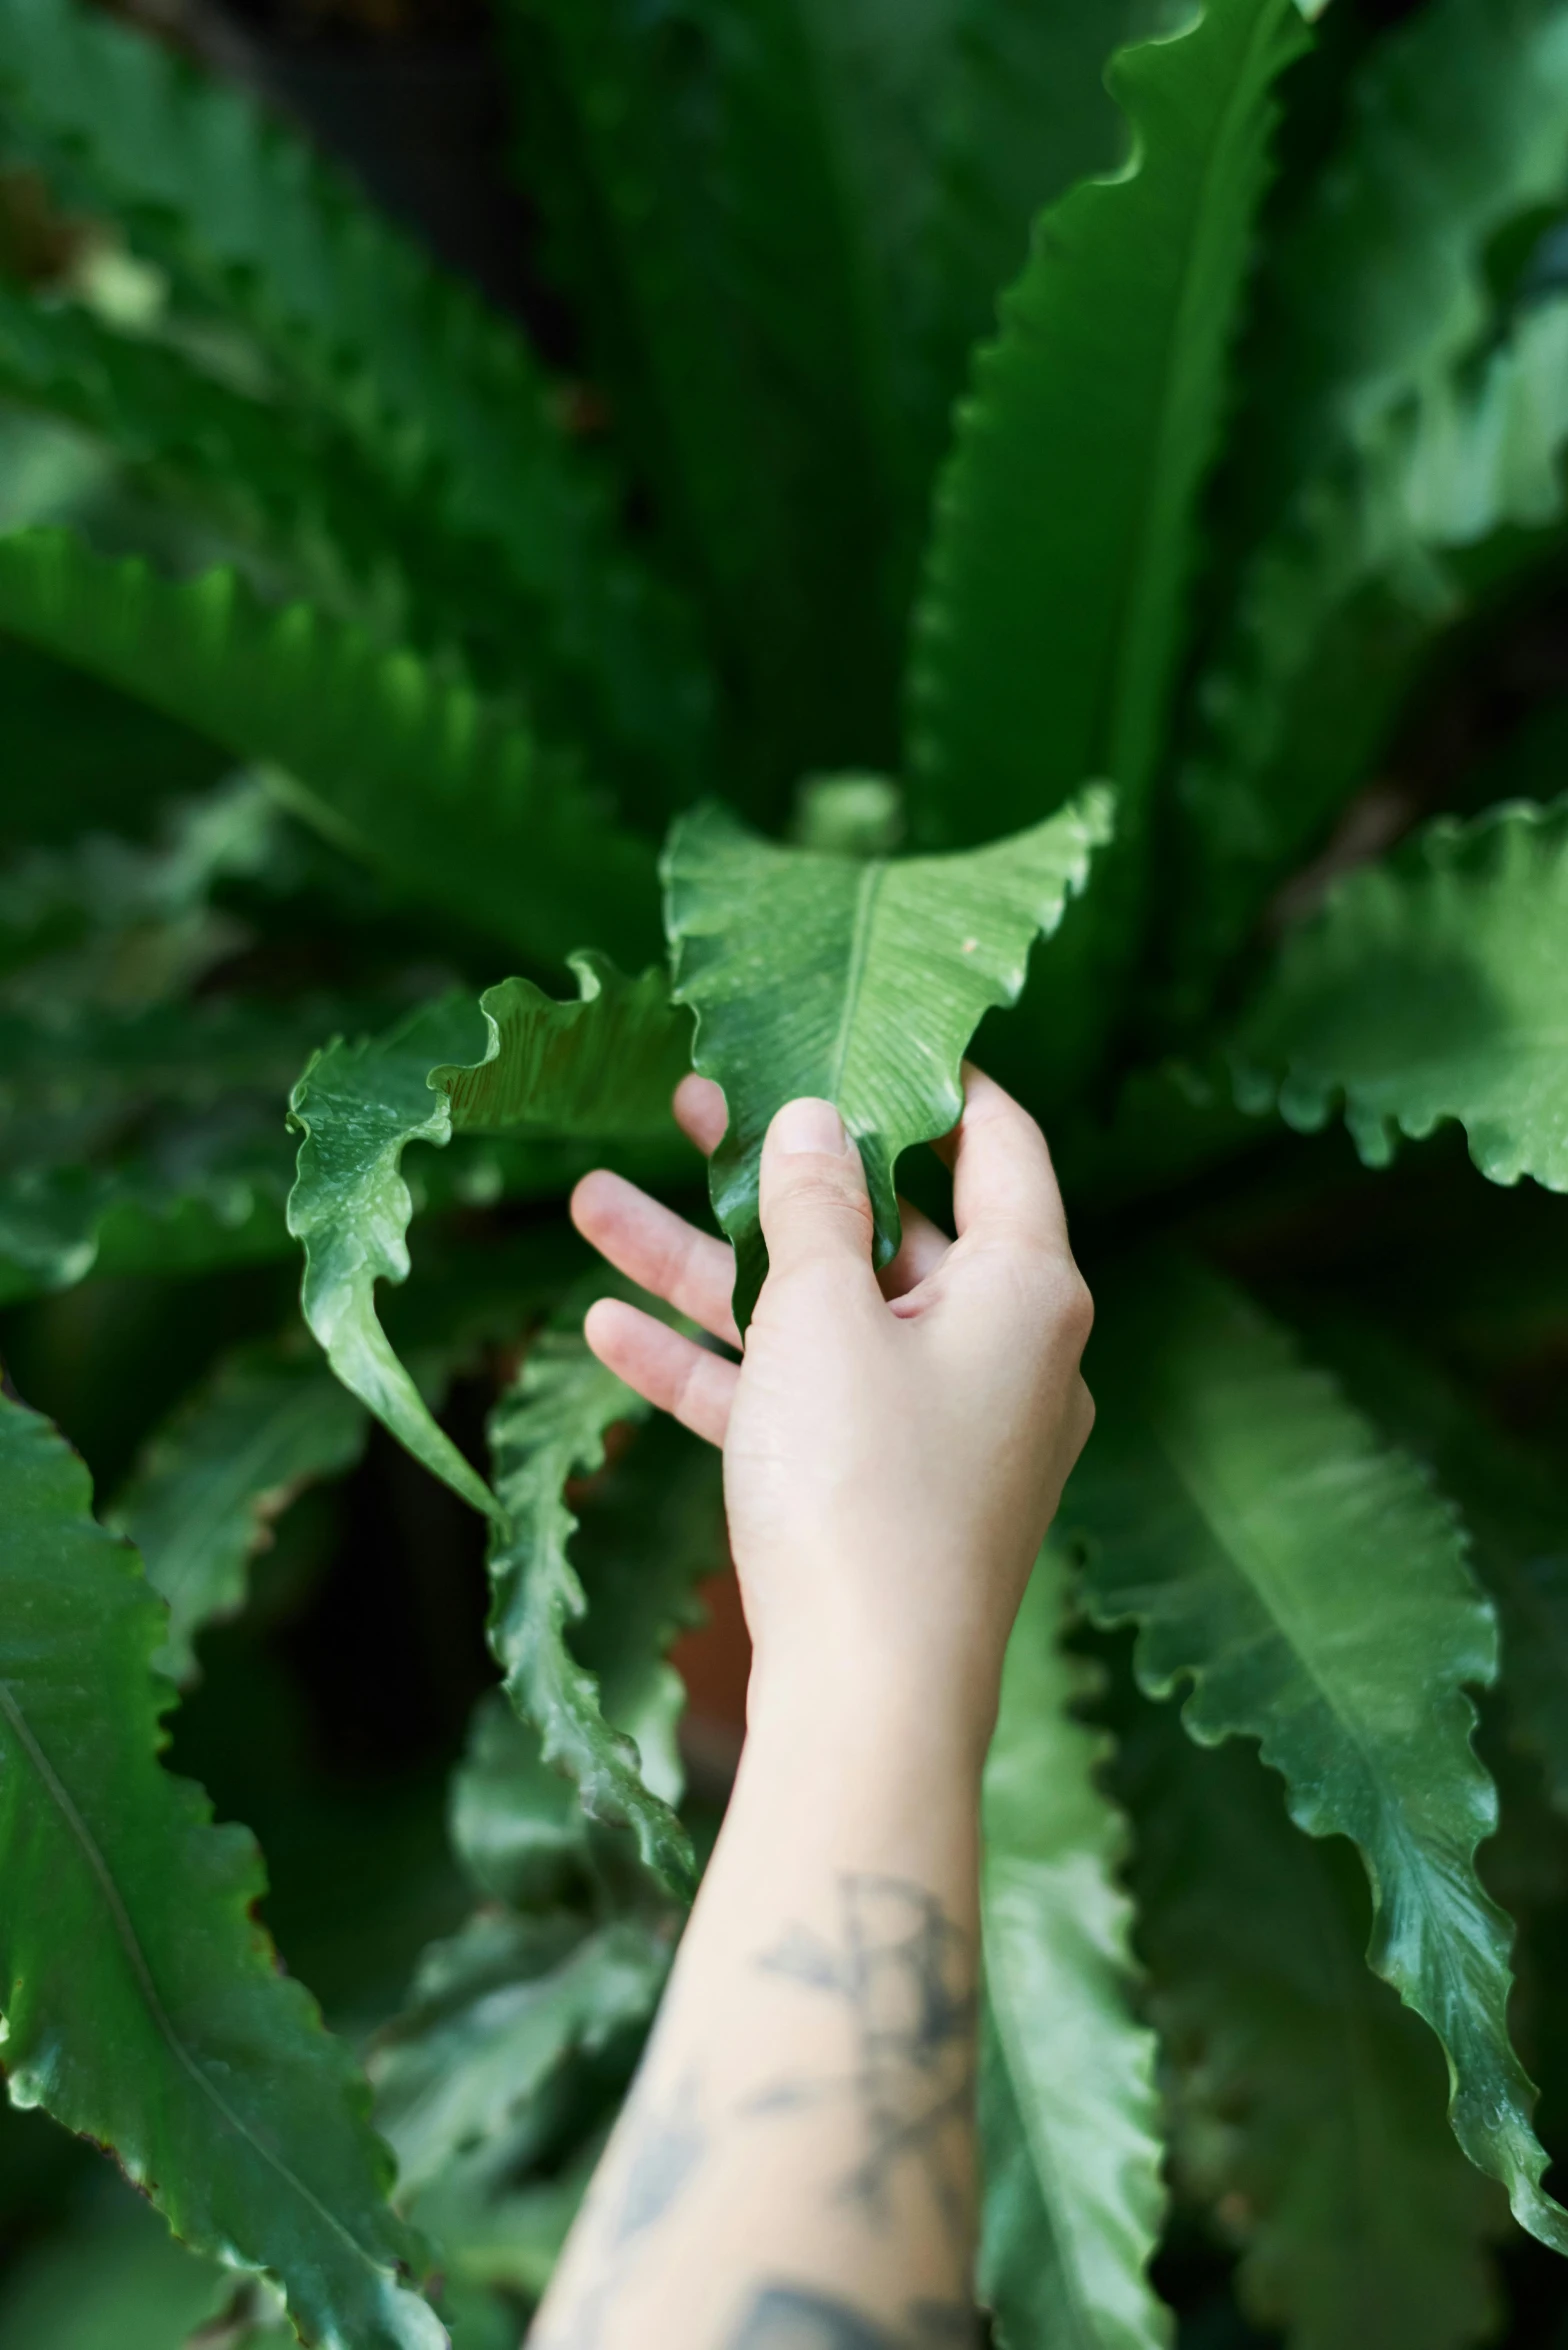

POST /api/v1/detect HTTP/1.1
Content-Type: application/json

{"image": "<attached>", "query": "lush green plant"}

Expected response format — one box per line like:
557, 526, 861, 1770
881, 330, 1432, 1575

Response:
3, 0, 1568, 2341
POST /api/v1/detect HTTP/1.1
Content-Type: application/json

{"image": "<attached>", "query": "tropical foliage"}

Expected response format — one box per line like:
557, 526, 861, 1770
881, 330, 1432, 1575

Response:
2, 0, 1568, 2341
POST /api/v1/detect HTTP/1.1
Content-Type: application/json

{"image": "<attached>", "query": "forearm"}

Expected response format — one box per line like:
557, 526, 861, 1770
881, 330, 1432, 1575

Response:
530, 1681, 987, 2350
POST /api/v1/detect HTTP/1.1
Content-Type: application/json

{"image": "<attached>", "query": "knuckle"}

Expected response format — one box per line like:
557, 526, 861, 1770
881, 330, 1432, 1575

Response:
780, 1168, 874, 1231
1054, 1267, 1095, 1352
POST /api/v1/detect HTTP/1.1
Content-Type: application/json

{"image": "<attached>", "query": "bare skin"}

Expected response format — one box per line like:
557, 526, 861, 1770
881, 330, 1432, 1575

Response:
528, 1068, 1095, 2350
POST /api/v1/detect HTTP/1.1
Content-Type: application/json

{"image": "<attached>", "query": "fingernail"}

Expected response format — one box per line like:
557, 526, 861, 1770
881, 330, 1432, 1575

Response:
772, 1096, 848, 1156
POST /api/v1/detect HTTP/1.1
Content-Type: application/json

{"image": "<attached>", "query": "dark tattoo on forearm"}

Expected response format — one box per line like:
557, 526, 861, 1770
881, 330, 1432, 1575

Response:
530, 2069, 706, 2347
750, 1874, 978, 2240
729, 2285, 980, 2348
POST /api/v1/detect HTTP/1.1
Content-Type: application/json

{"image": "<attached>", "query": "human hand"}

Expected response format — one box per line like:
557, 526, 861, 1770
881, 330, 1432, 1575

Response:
569, 1067, 1094, 1768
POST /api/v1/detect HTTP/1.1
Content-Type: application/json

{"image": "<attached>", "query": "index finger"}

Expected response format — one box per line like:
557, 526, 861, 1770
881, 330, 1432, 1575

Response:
674, 1072, 727, 1157
933, 1063, 1071, 1256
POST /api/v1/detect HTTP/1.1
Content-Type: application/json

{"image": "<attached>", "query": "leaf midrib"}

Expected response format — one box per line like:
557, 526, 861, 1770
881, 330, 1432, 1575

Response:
0, 1678, 387, 2289
824, 857, 887, 1107
1151, 1385, 1424, 1837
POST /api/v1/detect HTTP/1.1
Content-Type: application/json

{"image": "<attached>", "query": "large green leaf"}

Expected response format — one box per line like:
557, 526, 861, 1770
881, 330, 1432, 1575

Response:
1280, 1309, 1568, 1822
907, 0, 1314, 852
0, 1389, 443, 2349
0, 985, 354, 1301
662, 789, 1112, 1324
907, 0, 1137, 515
1240, 0, 1568, 527
483, 1333, 720, 1897
1066, 1255, 1568, 2254
1122, 1702, 1502, 2349
110, 1338, 368, 1685
287, 955, 692, 1518
979, 1544, 1170, 2350
0, 528, 660, 962
370, 1910, 668, 2196
0, 283, 528, 699
1231, 797, 1568, 1191
1174, 293, 1568, 987
0, 0, 713, 804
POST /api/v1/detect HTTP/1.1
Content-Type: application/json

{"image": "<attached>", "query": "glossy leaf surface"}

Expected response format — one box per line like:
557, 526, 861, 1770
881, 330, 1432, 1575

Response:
908, 0, 1137, 506
1068, 1257, 1568, 2253
288, 956, 690, 1516
664, 791, 1112, 1324
484, 1332, 710, 1896
908, 0, 1311, 849
1285, 1311, 1568, 1821
979, 1545, 1170, 2350
1123, 1704, 1502, 2349
1233, 798, 1568, 1191
452, 1413, 721, 1910
0, 1390, 443, 2349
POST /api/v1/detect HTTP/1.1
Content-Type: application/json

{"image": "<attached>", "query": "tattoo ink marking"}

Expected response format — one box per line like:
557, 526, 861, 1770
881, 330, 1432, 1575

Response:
752, 1874, 977, 2239
729, 2285, 980, 2349
530, 2070, 707, 2349
608, 2067, 706, 2248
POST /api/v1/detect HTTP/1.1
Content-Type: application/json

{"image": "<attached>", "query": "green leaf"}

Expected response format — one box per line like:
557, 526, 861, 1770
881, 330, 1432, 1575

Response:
0, 285, 489, 680
0, 768, 283, 1015
287, 955, 692, 1518
484, 1334, 718, 1897
907, 0, 1312, 852
370, 1910, 668, 2195
0, 986, 355, 1301
502, 0, 899, 790
663, 789, 1112, 1325
1066, 1255, 1568, 2254
907, 0, 1138, 515
0, 1122, 295, 1304
0, 2187, 236, 2350
979, 1543, 1170, 2350
110, 1337, 368, 1684
1274, 1308, 1568, 1822
448, 1694, 594, 1915
0, 0, 713, 805
0, 528, 660, 962
1241, 0, 1568, 526
0, 1388, 443, 2349
451, 1413, 722, 1909
1121, 1701, 1503, 2350
1231, 796, 1568, 1190
1174, 294, 1568, 986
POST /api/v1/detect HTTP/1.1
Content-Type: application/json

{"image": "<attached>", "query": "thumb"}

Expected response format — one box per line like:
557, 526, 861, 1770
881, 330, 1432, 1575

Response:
757, 1097, 877, 1288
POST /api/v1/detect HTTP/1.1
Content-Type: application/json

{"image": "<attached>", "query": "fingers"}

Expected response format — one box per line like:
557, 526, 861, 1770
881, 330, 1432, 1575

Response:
582, 1297, 738, 1448
757, 1097, 879, 1291
879, 1196, 949, 1297
674, 1072, 727, 1156
571, 1169, 740, 1347
935, 1063, 1071, 1258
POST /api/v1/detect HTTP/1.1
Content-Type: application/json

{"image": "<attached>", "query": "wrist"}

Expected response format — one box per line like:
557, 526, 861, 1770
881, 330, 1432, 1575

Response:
741, 1646, 997, 1792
